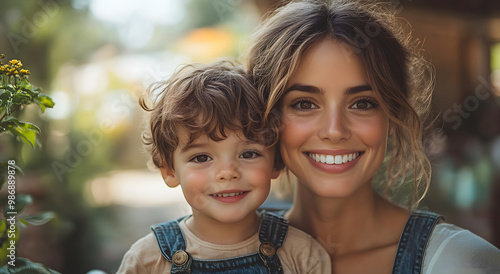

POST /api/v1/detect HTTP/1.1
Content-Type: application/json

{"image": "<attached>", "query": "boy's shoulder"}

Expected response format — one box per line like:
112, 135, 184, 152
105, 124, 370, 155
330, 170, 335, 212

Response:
125, 232, 160, 259
277, 221, 332, 273
116, 233, 171, 273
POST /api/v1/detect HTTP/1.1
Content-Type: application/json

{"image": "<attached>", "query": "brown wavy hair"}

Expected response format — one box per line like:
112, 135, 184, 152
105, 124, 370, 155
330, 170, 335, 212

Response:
140, 60, 282, 171
246, 0, 435, 207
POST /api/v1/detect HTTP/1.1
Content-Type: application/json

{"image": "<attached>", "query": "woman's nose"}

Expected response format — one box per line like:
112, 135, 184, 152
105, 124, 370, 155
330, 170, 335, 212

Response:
215, 161, 241, 182
317, 108, 351, 143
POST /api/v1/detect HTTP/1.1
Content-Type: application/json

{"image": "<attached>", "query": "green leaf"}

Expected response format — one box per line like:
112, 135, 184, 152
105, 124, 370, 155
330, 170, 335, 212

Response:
0, 89, 10, 100
21, 87, 39, 97
4, 118, 41, 148
21, 211, 55, 226
0, 161, 23, 176
18, 78, 32, 90
3, 86, 15, 94
18, 218, 28, 229
2, 116, 18, 124
0, 257, 61, 273
12, 93, 32, 105
17, 120, 41, 134
34, 94, 55, 113
3, 194, 33, 217
7, 125, 37, 148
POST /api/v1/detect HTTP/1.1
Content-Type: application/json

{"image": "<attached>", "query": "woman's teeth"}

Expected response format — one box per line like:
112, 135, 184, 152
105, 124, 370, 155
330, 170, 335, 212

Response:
308, 152, 361, 165
211, 192, 245, 197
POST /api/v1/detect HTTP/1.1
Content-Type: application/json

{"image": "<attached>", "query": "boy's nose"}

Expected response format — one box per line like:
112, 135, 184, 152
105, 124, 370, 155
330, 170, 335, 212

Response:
216, 162, 241, 182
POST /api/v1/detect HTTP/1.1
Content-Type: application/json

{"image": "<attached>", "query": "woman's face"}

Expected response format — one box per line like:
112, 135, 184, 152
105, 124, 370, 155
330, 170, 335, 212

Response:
280, 38, 389, 198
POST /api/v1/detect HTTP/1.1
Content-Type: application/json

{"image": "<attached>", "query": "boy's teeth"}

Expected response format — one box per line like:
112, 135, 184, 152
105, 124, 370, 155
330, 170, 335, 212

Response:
213, 192, 244, 197
308, 152, 360, 165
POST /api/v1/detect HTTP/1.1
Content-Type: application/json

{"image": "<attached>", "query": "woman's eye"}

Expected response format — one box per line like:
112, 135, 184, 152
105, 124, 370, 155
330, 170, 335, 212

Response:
240, 151, 261, 159
291, 99, 318, 110
190, 154, 212, 163
350, 98, 377, 110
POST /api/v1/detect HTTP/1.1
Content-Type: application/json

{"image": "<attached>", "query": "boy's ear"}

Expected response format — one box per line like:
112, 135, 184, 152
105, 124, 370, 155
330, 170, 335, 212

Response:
159, 167, 180, 188
271, 169, 281, 180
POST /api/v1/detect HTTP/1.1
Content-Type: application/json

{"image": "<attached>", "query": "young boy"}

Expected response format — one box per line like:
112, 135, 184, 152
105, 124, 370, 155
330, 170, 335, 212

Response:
117, 61, 330, 273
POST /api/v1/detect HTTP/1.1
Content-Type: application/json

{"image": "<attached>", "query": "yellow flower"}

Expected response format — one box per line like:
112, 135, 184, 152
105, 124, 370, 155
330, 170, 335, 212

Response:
9, 60, 18, 65
20, 69, 30, 76
0, 54, 4, 59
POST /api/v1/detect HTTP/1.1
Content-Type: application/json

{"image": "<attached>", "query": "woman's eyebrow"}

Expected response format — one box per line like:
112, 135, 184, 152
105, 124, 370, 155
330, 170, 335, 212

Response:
285, 84, 321, 94
346, 84, 372, 94
285, 83, 372, 94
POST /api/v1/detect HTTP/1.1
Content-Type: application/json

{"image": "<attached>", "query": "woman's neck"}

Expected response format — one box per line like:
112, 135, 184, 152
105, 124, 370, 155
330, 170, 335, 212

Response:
286, 181, 408, 256
186, 211, 260, 245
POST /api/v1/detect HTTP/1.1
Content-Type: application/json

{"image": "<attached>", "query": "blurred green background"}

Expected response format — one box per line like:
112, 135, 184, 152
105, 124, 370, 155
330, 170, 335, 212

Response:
0, 0, 499, 273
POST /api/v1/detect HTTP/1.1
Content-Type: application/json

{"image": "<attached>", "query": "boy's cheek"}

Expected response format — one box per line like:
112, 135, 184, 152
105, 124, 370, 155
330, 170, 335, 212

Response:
181, 171, 212, 209
246, 168, 273, 190
183, 171, 210, 189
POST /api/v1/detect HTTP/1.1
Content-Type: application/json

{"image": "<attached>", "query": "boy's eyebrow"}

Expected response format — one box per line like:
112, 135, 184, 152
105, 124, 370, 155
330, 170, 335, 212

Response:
180, 139, 262, 153
285, 83, 372, 94
180, 143, 206, 153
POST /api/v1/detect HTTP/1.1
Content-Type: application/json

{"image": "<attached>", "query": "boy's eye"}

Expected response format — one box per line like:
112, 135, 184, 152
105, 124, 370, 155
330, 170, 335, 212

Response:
240, 151, 261, 159
190, 154, 212, 163
291, 99, 318, 110
350, 98, 378, 110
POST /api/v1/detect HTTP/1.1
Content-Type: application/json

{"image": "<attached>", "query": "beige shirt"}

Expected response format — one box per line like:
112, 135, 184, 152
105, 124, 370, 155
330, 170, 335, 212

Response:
117, 216, 331, 273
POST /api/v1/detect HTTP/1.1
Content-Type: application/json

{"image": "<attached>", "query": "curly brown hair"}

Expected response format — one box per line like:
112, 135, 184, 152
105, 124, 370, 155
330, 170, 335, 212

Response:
246, 0, 435, 207
140, 60, 283, 171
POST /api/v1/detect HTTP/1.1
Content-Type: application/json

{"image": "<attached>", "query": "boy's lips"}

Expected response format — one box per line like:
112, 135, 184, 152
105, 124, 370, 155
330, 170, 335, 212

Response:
209, 190, 250, 203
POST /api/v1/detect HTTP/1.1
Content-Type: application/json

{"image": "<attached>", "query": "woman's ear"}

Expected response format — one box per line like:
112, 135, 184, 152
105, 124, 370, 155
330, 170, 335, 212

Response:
159, 167, 180, 188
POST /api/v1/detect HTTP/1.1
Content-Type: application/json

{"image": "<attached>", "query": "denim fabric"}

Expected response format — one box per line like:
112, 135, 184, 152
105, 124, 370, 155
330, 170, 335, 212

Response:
151, 212, 287, 274
392, 210, 443, 274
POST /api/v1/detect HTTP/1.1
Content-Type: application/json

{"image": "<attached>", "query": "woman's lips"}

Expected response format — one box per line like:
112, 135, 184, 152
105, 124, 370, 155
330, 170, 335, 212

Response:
304, 151, 364, 173
307, 151, 361, 165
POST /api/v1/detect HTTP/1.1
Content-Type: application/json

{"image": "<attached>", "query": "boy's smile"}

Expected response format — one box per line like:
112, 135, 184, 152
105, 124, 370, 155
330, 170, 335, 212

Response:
160, 129, 279, 225
209, 190, 249, 203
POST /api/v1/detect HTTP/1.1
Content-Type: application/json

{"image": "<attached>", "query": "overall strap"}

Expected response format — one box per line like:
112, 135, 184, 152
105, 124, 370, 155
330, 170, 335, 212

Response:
151, 216, 193, 274
392, 210, 443, 274
258, 211, 289, 274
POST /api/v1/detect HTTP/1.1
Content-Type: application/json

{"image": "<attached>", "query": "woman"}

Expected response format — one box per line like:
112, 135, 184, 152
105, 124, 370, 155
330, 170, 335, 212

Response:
246, 0, 500, 273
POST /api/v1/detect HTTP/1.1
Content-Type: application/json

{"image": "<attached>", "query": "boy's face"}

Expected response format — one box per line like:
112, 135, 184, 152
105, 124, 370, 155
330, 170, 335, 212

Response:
161, 129, 279, 224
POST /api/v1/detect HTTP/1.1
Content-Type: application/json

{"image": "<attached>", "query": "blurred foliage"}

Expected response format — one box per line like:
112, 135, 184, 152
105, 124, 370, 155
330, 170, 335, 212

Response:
492, 43, 500, 71
0, 0, 259, 272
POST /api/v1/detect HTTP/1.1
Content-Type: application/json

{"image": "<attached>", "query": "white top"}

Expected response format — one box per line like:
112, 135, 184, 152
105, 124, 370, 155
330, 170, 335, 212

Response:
422, 223, 500, 273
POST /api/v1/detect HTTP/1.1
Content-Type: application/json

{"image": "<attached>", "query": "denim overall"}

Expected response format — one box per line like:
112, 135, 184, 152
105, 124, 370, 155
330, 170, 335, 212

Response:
392, 210, 443, 274
151, 212, 288, 274
270, 209, 442, 274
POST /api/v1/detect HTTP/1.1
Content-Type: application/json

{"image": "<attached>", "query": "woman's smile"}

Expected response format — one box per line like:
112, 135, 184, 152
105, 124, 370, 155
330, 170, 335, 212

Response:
280, 37, 389, 197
